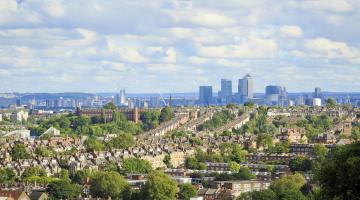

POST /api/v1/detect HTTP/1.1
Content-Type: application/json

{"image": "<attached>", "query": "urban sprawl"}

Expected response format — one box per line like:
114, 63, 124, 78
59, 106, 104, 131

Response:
0, 76, 359, 200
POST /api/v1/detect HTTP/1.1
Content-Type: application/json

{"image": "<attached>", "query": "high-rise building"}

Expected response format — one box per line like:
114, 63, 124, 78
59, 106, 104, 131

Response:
219, 79, 232, 103
199, 86, 213, 105
120, 89, 126, 105
238, 74, 253, 103
265, 85, 287, 106
115, 89, 127, 106
314, 87, 322, 98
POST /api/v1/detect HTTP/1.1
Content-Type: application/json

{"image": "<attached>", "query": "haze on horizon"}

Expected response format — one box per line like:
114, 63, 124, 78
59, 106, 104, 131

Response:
0, 0, 359, 93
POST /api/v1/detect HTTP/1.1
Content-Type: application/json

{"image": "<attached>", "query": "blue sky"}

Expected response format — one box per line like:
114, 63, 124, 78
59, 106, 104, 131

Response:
0, 0, 359, 93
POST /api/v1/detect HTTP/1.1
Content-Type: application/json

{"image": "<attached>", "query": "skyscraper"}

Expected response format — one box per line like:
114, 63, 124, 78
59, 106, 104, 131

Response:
199, 86, 213, 105
219, 79, 232, 103
314, 87, 322, 98
119, 89, 126, 104
238, 74, 253, 103
265, 85, 287, 106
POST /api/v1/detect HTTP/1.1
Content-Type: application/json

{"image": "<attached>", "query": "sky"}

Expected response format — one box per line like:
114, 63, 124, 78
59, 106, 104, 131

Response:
0, 0, 360, 93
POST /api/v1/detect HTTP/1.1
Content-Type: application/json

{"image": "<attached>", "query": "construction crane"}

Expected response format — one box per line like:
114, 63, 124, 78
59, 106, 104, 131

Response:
158, 92, 169, 107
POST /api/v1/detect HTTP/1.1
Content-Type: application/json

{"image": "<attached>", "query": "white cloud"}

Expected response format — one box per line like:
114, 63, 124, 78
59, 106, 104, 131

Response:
197, 35, 278, 59
163, 48, 177, 63
177, 10, 236, 28
279, 25, 303, 38
304, 37, 359, 59
43, 1, 65, 18
119, 48, 147, 63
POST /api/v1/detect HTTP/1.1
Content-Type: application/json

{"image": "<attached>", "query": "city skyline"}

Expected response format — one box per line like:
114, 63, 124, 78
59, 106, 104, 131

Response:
0, 0, 360, 93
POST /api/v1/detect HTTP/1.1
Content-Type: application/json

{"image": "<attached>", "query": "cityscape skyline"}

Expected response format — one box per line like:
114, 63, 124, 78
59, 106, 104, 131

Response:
0, 1, 360, 93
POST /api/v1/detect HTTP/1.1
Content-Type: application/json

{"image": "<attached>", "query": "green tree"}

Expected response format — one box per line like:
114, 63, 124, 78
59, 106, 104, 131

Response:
140, 171, 177, 200
47, 180, 81, 200
35, 147, 52, 157
70, 170, 90, 185
22, 167, 47, 179
316, 142, 360, 199
325, 98, 337, 108
108, 133, 135, 149
90, 171, 128, 199
178, 183, 197, 200
103, 102, 117, 110
270, 173, 306, 200
243, 189, 276, 200
163, 154, 172, 168
121, 158, 152, 174
313, 143, 328, 161
0, 168, 15, 184
228, 161, 240, 172
159, 107, 174, 122
59, 169, 70, 181
84, 137, 105, 152
11, 143, 30, 160
289, 156, 312, 172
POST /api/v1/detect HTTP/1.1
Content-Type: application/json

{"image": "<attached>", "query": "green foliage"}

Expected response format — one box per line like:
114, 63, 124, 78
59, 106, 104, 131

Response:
90, 171, 129, 199
325, 98, 337, 108
22, 166, 47, 179
214, 167, 255, 181
270, 173, 306, 200
272, 116, 288, 128
219, 142, 248, 163
296, 115, 333, 139
199, 109, 235, 131
30, 111, 142, 137
244, 102, 255, 108
289, 156, 312, 172
194, 149, 223, 163
0, 168, 15, 184
178, 183, 197, 200
103, 102, 118, 110
171, 130, 190, 139
121, 158, 152, 174
313, 144, 328, 161
189, 137, 203, 146
108, 133, 135, 149
268, 141, 290, 154
351, 122, 360, 141
59, 169, 70, 181
163, 154, 172, 168
251, 189, 277, 200
159, 107, 174, 122
84, 137, 105, 152
11, 143, 30, 160
141, 110, 161, 131
100, 161, 120, 172
140, 171, 177, 200
70, 170, 90, 185
228, 161, 240, 172
47, 180, 81, 200
35, 146, 53, 157
236, 111, 276, 136
316, 142, 360, 199
185, 156, 206, 170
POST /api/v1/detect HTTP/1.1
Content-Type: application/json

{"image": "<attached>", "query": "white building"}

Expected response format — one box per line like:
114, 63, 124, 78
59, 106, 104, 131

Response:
313, 98, 322, 107
3, 129, 31, 139
0, 113, 2, 122
10, 110, 29, 122
42, 127, 61, 137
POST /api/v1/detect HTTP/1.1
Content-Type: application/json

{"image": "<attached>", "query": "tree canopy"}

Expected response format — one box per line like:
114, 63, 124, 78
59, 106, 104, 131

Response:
121, 158, 152, 174
316, 142, 360, 199
90, 171, 129, 199
140, 171, 178, 200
